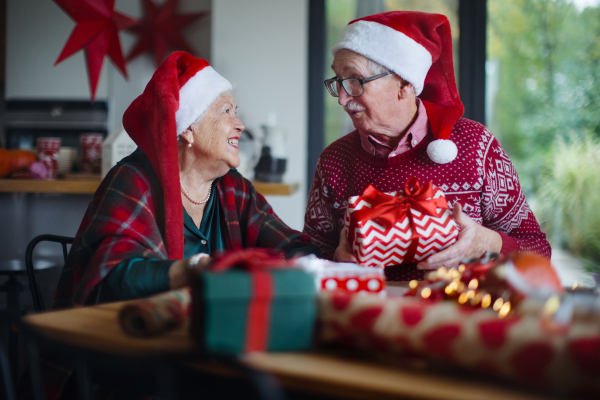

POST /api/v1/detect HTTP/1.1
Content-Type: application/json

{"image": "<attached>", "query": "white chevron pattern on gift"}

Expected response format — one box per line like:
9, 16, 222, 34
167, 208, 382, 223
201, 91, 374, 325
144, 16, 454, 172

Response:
355, 238, 412, 255
355, 220, 411, 244
345, 187, 458, 267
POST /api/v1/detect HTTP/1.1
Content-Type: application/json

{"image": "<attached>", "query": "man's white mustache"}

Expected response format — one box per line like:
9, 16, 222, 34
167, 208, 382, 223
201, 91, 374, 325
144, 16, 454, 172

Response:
344, 101, 365, 113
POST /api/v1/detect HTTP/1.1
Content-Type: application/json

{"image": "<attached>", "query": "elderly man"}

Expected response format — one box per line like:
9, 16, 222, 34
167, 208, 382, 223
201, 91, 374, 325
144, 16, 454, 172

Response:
303, 11, 551, 280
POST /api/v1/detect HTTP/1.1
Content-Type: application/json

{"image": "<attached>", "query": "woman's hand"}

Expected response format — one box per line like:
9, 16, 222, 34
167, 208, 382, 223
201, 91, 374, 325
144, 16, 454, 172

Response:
333, 227, 358, 263
417, 203, 502, 270
168, 260, 190, 289
168, 253, 212, 289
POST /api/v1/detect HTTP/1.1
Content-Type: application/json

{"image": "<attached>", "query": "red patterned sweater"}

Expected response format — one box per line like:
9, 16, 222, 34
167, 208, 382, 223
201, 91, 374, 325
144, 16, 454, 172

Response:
303, 118, 551, 262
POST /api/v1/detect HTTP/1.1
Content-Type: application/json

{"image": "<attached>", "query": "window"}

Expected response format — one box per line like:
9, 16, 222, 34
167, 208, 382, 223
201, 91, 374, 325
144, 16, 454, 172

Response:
487, 0, 600, 271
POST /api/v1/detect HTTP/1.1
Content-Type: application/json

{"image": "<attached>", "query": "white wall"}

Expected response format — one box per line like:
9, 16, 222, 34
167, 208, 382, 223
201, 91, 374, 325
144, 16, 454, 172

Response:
212, 0, 309, 231
5, 0, 211, 133
6, 0, 109, 100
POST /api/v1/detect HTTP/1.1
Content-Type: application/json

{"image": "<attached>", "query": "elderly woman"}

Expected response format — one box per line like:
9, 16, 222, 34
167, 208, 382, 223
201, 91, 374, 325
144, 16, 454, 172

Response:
52, 52, 321, 309
303, 12, 551, 280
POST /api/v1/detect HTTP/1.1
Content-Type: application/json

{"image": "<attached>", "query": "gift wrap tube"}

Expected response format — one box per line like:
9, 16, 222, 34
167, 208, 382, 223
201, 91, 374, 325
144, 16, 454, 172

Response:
119, 288, 191, 337
318, 291, 600, 394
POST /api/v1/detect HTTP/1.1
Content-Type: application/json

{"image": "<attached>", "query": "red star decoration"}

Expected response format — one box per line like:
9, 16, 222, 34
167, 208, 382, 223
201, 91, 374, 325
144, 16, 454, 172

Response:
54, 0, 137, 101
126, 0, 208, 67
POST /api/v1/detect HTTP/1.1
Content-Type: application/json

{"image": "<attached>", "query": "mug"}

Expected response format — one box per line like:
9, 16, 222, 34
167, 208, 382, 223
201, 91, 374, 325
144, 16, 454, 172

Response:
36, 137, 62, 179
80, 133, 103, 173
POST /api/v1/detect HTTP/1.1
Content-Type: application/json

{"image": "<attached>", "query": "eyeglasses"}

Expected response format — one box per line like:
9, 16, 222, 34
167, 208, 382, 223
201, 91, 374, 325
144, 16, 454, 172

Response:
324, 71, 392, 97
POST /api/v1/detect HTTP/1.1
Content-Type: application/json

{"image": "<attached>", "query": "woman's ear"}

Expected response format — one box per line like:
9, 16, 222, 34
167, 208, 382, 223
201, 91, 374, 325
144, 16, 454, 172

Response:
179, 128, 194, 147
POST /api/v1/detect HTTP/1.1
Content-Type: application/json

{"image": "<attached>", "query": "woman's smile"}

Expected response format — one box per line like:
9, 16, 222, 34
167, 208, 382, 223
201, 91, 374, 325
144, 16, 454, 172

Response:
227, 137, 239, 149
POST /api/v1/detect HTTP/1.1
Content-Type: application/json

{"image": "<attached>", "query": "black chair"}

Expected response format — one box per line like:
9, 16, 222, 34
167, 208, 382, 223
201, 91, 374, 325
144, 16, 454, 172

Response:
0, 312, 17, 400
25, 234, 74, 313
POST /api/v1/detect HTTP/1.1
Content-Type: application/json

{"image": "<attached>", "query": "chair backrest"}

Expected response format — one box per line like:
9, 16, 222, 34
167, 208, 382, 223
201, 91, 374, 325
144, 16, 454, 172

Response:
25, 235, 74, 312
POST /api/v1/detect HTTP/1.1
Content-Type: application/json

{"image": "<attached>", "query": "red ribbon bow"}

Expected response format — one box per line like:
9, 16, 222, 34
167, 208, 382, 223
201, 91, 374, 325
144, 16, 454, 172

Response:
348, 178, 449, 264
210, 248, 287, 273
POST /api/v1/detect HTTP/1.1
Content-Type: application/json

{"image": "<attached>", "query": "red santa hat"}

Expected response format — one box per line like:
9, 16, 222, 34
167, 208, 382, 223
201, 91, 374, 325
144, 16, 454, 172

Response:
123, 52, 231, 259
332, 11, 464, 164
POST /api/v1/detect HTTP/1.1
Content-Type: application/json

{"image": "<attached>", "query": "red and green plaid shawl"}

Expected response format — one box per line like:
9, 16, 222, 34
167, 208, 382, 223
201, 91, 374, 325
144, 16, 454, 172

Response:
52, 152, 314, 309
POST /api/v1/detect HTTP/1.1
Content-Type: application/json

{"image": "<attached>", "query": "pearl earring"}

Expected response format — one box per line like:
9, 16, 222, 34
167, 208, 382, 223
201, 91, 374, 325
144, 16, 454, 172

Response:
188, 143, 192, 148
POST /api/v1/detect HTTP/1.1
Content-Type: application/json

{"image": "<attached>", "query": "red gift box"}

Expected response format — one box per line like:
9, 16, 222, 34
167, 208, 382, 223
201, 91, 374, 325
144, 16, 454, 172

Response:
344, 178, 458, 267
295, 256, 385, 295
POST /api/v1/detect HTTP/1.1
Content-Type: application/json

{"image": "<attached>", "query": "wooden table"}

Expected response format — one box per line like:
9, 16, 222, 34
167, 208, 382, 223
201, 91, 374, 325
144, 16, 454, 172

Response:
23, 303, 550, 400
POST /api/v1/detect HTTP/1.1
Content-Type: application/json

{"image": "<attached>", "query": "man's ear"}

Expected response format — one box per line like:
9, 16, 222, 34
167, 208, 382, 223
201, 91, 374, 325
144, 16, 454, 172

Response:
179, 128, 194, 146
399, 82, 415, 100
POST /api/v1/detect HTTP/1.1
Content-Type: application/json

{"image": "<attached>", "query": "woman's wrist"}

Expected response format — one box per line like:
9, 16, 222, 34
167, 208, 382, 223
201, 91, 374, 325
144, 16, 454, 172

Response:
168, 260, 189, 289
168, 253, 212, 290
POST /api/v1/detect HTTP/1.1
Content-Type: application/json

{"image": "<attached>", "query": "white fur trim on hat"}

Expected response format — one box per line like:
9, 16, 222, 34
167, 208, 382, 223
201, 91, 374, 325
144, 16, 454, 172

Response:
175, 66, 233, 135
332, 20, 432, 95
427, 139, 457, 164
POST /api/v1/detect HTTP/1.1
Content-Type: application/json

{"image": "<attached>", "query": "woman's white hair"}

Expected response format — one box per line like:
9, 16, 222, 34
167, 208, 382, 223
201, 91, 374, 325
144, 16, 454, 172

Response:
191, 89, 236, 126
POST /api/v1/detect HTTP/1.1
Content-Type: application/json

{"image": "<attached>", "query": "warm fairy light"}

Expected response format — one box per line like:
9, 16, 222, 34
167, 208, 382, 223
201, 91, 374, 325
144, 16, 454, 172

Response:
466, 290, 475, 299
468, 279, 478, 290
498, 302, 511, 318
458, 293, 468, 304
445, 281, 458, 295
543, 295, 561, 317
458, 264, 466, 273
446, 268, 460, 280
421, 287, 432, 299
471, 292, 483, 306
493, 298, 504, 311
427, 272, 437, 281
409, 280, 418, 289
437, 267, 448, 279
457, 282, 466, 293
481, 294, 492, 308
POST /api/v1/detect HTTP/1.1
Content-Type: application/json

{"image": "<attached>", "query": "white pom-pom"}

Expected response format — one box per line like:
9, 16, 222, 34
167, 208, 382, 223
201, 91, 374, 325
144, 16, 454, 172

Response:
427, 139, 457, 164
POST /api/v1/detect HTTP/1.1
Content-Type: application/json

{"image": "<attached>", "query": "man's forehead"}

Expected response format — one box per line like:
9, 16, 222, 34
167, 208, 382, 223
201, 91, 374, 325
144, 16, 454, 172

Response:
332, 51, 370, 74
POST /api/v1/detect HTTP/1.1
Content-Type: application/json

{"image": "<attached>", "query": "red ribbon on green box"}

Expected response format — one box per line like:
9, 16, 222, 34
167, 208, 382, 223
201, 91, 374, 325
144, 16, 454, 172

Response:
211, 249, 286, 352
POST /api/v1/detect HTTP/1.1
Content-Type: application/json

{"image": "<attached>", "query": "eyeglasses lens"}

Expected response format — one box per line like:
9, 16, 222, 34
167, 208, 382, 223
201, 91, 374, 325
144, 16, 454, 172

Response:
325, 78, 364, 97
343, 79, 363, 96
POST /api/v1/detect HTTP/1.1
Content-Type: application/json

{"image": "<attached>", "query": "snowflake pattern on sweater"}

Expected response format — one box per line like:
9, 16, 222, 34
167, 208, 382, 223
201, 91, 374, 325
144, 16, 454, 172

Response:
303, 118, 551, 265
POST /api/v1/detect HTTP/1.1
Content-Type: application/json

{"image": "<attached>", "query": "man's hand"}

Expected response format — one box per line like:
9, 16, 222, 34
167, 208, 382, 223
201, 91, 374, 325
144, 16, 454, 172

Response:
417, 203, 502, 270
333, 227, 358, 263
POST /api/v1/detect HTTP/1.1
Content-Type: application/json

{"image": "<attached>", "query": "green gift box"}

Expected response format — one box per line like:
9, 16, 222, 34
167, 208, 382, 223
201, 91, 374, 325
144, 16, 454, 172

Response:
191, 267, 317, 354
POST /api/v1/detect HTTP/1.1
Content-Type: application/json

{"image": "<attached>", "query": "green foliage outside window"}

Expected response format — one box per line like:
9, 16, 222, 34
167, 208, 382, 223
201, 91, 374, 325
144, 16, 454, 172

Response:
537, 133, 600, 271
488, 0, 600, 267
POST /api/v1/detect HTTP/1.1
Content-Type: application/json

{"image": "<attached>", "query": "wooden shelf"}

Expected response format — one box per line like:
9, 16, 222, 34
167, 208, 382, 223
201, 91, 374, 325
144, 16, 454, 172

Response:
0, 178, 101, 194
0, 178, 299, 196
252, 181, 299, 196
